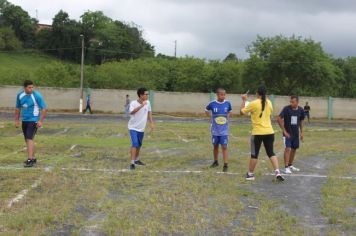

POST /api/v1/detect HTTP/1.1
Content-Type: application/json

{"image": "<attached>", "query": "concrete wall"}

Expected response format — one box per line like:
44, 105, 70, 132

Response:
1, 85, 356, 119
154, 91, 209, 114
0, 86, 136, 113
272, 95, 328, 118
333, 98, 356, 119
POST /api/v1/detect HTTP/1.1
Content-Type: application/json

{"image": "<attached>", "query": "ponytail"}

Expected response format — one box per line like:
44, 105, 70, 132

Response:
257, 85, 267, 118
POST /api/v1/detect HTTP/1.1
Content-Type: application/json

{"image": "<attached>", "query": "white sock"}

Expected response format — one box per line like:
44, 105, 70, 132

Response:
131, 160, 135, 164
275, 169, 280, 175
248, 171, 254, 176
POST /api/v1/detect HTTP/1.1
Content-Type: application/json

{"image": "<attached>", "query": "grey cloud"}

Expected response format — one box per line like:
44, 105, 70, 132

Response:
9, 0, 356, 59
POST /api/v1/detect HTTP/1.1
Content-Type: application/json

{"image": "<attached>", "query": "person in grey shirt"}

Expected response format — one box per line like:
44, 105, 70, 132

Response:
124, 94, 130, 118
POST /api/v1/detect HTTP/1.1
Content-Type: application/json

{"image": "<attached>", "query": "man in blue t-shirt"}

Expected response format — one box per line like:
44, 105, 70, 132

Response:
83, 94, 93, 114
205, 88, 232, 172
277, 95, 305, 174
15, 80, 47, 167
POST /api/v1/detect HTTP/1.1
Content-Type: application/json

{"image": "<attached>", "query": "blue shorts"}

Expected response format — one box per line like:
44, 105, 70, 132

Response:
283, 136, 299, 149
212, 135, 228, 147
129, 130, 145, 148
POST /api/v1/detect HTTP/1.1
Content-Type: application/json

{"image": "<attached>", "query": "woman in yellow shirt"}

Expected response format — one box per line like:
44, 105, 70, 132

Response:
240, 85, 284, 181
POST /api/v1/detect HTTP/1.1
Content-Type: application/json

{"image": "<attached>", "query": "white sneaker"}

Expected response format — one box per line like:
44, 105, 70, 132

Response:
283, 167, 292, 174
289, 165, 300, 172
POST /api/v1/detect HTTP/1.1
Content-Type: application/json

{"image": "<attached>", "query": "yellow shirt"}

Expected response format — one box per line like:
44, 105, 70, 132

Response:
242, 99, 274, 135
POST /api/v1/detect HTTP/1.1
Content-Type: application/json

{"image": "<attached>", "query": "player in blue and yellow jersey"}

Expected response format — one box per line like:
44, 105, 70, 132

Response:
205, 88, 232, 172
15, 80, 47, 167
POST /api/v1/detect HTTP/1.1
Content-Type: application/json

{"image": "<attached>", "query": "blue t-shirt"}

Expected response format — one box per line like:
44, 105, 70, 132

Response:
279, 105, 305, 138
16, 90, 46, 122
206, 100, 232, 136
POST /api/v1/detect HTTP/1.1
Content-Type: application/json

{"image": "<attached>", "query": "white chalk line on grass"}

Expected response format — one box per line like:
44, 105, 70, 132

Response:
307, 128, 356, 132
6, 167, 51, 209
0, 147, 27, 159
7, 179, 41, 208
55, 127, 69, 135
69, 144, 78, 151
154, 129, 194, 143
1, 166, 355, 180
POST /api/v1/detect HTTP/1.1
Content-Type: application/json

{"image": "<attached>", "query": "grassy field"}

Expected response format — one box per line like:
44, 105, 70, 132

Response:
0, 117, 356, 235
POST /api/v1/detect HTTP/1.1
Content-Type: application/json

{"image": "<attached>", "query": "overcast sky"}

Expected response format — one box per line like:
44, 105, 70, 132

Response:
10, 0, 356, 59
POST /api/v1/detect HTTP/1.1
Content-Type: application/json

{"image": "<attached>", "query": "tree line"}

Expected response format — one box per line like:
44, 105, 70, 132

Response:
1, 0, 356, 97
0, 0, 154, 64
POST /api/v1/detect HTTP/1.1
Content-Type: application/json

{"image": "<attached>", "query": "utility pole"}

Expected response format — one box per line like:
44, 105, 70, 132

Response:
79, 34, 84, 113
174, 40, 177, 58
35, 9, 38, 21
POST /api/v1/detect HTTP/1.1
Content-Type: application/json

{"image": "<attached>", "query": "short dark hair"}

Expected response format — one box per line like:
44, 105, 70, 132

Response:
291, 95, 299, 101
126, 94, 129, 97
23, 80, 33, 88
137, 87, 148, 97
215, 88, 225, 93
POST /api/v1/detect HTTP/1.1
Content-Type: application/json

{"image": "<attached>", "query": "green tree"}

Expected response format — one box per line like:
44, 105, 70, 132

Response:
35, 10, 82, 61
223, 53, 238, 62
209, 60, 243, 93
80, 11, 154, 64
0, 26, 22, 50
335, 57, 356, 98
243, 35, 343, 96
0, 0, 37, 46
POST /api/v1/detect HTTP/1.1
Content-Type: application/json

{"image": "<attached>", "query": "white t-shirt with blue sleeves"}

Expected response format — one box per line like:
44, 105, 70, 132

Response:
205, 100, 232, 136
16, 90, 46, 122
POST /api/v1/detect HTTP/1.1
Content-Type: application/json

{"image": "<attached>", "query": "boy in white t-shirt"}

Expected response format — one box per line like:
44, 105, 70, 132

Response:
128, 87, 155, 170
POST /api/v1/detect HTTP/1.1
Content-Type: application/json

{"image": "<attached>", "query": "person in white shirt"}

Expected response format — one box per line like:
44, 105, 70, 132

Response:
128, 87, 155, 170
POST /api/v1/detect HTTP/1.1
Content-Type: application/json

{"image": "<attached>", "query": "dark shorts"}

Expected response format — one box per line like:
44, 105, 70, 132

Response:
304, 112, 310, 119
283, 136, 300, 149
212, 135, 228, 147
250, 134, 275, 159
22, 121, 38, 140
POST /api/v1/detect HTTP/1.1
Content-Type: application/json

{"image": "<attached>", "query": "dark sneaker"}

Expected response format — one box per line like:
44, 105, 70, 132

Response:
129, 164, 135, 170
23, 158, 36, 164
245, 173, 255, 181
223, 165, 228, 172
24, 159, 34, 168
210, 161, 219, 168
276, 174, 285, 182
134, 160, 145, 166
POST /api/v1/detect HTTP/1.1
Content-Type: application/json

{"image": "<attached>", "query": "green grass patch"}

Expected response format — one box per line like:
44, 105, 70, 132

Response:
1, 120, 356, 235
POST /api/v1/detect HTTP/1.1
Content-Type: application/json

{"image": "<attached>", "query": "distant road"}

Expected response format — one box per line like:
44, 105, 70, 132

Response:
1, 111, 356, 128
